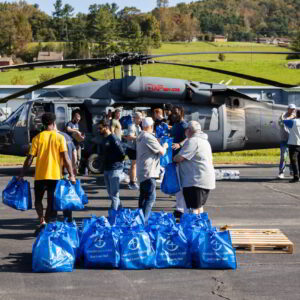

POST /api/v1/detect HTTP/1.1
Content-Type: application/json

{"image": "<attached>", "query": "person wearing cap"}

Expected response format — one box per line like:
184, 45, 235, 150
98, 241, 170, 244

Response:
284, 109, 300, 182
277, 104, 296, 179
174, 121, 215, 214
124, 111, 142, 190
136, 117, 168, 222
98, 119, 126, 210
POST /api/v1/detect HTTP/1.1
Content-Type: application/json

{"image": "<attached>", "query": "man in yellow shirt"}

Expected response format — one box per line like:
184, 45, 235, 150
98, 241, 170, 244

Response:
20, 113, 75, 233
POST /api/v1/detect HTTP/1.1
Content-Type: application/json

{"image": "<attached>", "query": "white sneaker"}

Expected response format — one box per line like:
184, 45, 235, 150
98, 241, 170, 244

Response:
128, 183, 139, 190
277, 173, 285, 179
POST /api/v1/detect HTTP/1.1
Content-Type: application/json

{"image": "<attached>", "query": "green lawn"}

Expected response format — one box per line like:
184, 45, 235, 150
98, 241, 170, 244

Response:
0, 41, 299, 86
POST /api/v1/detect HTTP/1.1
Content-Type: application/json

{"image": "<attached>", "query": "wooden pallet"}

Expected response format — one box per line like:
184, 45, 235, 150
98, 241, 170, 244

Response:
229, 228, 294, 254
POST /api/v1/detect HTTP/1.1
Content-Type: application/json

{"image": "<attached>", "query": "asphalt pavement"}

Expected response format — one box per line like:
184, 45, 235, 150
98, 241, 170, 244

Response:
0, 165, 300, 300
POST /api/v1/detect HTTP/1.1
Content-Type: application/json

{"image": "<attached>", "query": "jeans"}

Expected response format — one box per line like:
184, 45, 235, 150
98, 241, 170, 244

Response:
288, 145, 300, 179
279, 142, 291, 174
104, 169, 123, 210
139, 178, 156, 223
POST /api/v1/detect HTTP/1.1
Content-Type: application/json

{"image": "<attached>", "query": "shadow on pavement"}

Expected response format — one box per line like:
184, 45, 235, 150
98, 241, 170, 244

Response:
0, 252, 32, 273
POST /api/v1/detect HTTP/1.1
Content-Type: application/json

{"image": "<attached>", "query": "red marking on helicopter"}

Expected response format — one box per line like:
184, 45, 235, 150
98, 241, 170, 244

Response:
145, 83, 180, 92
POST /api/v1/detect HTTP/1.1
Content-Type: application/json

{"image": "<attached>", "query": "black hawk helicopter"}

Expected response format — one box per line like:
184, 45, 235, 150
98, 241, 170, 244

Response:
0, 51, 299, 173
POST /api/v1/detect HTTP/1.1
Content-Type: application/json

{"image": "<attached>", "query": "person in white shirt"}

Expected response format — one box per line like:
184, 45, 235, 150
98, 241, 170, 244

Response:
277, 104, 296, 179
174, 121, 215, 214
284, 109, 300, 182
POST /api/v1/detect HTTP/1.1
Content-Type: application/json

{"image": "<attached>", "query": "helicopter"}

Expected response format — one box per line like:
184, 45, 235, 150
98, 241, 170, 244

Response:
0, 51, 299, 173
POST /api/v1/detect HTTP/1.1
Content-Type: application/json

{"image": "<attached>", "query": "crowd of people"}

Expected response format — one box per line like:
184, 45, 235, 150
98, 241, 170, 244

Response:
18, 102, 300, 234
18, 104, 216, 234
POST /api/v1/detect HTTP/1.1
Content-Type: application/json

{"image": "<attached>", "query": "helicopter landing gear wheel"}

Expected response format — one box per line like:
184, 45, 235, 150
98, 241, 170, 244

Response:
87, 154, 103, 174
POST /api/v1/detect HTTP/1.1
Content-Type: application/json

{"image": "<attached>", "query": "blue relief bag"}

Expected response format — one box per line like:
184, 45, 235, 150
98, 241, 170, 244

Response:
32, 223, 75, 272
84, 227, 120, 269
78, 216, 110, 261
2, 176, 32, 211
155, 226, 192, 269
161, 163, 180, 195
192, 230, 237, 269
62, 221, 80, 259
156, 122, 169, 138
120, 228, 155, 270
160, 136, 173, 167
54, 179, 84, 211
75, 179, 88, 205
108, 208, 145, 228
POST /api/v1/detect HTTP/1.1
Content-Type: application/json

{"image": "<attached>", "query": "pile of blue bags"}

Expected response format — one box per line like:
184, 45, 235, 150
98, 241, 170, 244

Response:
32, 209, 237, 272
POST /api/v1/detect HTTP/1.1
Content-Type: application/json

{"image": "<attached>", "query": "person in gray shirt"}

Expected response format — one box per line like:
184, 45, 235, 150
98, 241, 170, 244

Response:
136, 117, 168, 222
174, 121, 215, 214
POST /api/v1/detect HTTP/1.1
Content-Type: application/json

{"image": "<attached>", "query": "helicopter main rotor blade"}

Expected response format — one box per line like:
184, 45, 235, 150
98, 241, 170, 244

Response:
0, 63, 110, 103
153, 61, 297, 88
0, 58, 110, 71
147, 51, 300, 60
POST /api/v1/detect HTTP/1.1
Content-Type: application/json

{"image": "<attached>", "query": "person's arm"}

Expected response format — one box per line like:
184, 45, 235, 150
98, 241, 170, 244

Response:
146, 135, 167, 156
174, 139, 197, 164
172, 138, 187, 150
19, 155, 34, 178
173, 154, 185, 163
62, 151, 76, 183
66, 126, 80, 134
72, 149, 77, 175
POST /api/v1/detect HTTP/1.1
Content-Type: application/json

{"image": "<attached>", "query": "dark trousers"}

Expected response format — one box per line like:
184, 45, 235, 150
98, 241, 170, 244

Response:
34, 180, 58, 223
288, 145, 300, 179
139, 178, 156, 223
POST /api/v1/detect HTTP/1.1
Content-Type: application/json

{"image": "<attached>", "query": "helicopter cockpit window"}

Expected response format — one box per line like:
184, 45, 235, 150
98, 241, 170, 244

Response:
184, 106, 219, 131
4, 104, 24, 126
16, 104, 30, 128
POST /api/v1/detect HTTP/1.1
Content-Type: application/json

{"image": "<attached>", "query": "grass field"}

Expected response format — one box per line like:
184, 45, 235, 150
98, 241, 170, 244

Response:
0, 150, 280, 166
0, 42, 299, 86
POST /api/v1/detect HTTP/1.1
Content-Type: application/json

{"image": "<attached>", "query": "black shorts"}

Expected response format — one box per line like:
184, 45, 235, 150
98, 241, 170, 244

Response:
182, 186, 210, 209
34, 180, 58, 204
126, 148, 137, 160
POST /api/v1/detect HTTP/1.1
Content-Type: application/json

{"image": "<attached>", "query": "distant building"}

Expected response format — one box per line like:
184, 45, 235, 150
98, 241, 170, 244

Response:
36, 51, 64, 68
213, 35, 227, 42
257, 37, 272, 44
0, 57, 13, 67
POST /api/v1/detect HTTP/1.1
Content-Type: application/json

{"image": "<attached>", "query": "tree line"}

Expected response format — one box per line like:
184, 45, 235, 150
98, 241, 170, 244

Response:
0, 0, 299, 62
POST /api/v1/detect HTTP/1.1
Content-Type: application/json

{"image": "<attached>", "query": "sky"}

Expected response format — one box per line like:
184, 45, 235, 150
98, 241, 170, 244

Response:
10, 0, 194, 15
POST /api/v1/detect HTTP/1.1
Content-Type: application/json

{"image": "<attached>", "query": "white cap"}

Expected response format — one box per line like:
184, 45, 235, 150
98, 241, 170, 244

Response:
288, 104, 296, 109
188, 120, 201, 132
142, 117, 154, 128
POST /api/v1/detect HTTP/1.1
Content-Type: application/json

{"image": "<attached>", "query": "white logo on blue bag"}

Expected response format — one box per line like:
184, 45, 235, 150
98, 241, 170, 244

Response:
165, 240, 179, 252
94, 238, 106, 249
211, 237, 222, 251
128, 237, 140, 250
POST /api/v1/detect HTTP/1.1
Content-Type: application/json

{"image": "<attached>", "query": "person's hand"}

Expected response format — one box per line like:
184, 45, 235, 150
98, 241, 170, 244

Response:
172, 143, 180, 150
17, 175, 24, 181
163, 143, 169, 149
69, 175, 76, 184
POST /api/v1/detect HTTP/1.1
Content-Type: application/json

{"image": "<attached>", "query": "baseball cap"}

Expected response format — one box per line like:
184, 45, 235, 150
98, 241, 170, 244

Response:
288, 104, 296, 109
